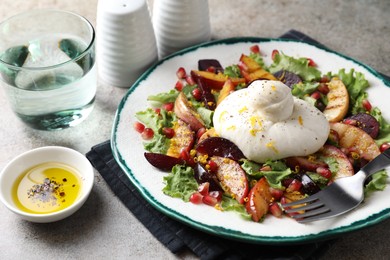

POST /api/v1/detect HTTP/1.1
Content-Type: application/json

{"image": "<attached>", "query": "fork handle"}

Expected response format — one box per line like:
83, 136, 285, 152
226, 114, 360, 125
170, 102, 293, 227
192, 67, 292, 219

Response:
360, 148, 390, 178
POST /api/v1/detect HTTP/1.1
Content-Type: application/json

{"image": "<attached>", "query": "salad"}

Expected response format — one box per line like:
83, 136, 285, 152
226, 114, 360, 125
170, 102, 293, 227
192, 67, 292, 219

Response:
133, 44, 390, 222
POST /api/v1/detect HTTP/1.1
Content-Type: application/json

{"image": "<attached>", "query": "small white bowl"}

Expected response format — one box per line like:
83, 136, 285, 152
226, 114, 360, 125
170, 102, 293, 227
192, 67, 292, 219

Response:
0, 146, 94, 223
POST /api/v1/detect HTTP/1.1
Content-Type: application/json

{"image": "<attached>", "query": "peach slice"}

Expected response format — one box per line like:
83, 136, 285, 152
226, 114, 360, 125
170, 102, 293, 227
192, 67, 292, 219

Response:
323, 78, 349, 122
211, 156, 249, 204
174, 92, 205, 131
330, 122, 380, 161
245, 177, 272, 222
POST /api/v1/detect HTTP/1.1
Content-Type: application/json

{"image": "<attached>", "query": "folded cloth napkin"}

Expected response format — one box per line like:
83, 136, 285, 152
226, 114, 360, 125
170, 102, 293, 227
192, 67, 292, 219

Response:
86, 30, 389, 259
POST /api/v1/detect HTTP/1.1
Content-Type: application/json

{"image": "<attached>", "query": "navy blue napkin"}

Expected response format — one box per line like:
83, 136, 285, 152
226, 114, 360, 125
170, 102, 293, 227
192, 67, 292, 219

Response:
86, 30, 389, 259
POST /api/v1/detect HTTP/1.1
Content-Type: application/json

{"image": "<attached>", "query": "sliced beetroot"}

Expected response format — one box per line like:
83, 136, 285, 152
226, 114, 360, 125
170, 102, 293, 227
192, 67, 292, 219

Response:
198, 59, 224, 73
194, 163, 222, 192
273, 70, 302, 87
193, 75, 217, 110
144, 152, 185, 171
344, 113, 379, 139
196, 137, 246, 161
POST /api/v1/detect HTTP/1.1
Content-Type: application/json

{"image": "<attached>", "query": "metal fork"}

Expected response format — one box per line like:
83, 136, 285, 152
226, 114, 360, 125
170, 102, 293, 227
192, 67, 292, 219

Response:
281, 148, 390, 223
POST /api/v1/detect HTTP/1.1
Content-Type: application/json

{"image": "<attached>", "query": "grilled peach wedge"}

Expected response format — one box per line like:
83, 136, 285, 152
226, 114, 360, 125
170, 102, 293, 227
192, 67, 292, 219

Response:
174, 92, 205, 131
210, 156, 249, 204
323, 78, 349, 122
245, 177, 273, 222
216, 79, 235, 106
330, 122, 380, 161
166, 119, 195, 158
319, 144, 354, 180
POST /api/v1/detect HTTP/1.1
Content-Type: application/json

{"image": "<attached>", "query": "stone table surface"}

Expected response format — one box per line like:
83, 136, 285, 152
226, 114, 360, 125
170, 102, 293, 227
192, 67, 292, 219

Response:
0, 0, 389, 259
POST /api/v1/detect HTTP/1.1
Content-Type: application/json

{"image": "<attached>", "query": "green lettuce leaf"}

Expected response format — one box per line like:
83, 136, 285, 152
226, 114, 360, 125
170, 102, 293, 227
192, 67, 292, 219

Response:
269, 52, 321, 82
147, 89, 179, 105
224, 64, 242, 78
365, 170, 388, 197
163, 165, 198, 202
197, 107, 214, 128
249, 52, 267, 69
371, 108, 390, 145
135, 108, 175, 153
291, 82, 319, 98
333, 68, 369, 113
241, 159, 292, 189
220, 196, 251, 220
144, 134, 170, 154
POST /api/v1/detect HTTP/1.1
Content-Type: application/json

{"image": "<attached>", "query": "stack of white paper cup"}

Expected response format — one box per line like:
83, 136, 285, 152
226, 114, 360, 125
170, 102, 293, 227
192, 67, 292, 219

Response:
97, 0, 158, 87
152, 0, 211, 59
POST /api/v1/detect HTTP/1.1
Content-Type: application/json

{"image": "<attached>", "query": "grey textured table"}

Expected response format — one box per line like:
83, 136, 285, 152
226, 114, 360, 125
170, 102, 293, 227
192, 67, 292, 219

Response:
1, 0, 389, 259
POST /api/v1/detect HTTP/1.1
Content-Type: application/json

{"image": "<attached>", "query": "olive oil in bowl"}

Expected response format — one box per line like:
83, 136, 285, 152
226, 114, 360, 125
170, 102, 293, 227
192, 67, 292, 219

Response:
12, 162, 82, 214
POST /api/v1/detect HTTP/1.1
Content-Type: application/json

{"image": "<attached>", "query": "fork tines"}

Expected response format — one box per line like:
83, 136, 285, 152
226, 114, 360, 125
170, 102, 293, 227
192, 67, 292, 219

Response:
282, 195, 332, 223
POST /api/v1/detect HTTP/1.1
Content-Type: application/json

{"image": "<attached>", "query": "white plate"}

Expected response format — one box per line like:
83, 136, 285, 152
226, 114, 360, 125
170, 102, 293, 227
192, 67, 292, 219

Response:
111, 38, 390, 244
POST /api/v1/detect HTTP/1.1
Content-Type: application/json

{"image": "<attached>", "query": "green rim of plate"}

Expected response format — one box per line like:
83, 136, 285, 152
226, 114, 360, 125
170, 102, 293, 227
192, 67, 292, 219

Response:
111, 37, 390, 244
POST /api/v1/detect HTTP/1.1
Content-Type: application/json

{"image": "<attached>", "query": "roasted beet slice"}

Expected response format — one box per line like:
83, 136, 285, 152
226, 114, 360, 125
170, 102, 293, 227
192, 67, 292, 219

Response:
144, 152, 185, 171
194, 75, 217, 110
194, 163, 222, 192
196, 137, 246, 161
344, 113, 379, 139
273, 70, 302, 87
198, 59, 224, 73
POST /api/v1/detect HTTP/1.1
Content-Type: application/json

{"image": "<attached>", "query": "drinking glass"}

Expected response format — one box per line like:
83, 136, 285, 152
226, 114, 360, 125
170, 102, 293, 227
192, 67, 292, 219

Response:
0, 10, 96, 130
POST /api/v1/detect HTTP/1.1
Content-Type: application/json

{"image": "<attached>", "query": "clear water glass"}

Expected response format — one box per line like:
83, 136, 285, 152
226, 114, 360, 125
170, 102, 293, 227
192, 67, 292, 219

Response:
0, 10, 96, 130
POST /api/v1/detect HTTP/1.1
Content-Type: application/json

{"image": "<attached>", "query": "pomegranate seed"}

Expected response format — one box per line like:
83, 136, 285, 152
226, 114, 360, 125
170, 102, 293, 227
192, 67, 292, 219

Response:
343, 118, 358, 126
154, 108, 161, 115
162, 102, 174, 112
287, 179, 302, 192
269, 202, 283, 218
319, 75, 330, 83
202, 194, 219, 206
162, 127, 175, 138
238, 61, 248, 72
190, 192, 203, 204
206, 66, 216, 73
196, 127, 206, 140
176, 67, 187, 79
141, 128, 154, 140
362, 99, 372, 111
250, 45, 260, 54
179, 149, 195, 166
208, 190, 223, 202
175, 80, 184, 91
269, 187, 284, 200
282, 178, 294, 188
207, 160, 218, 173
306, 58, 316, 67
185, 76, 195, 85
271, 49, 279, 60
380, 143, 390, 152
317, 83, 330, 95
316, 166, 332, 179
280, 197, 291, 210
198, 182, 210, 196
180, 149, 190, 161
133, 121, 145, 133
310, 91, 321, 100
192, 88, 202, 100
